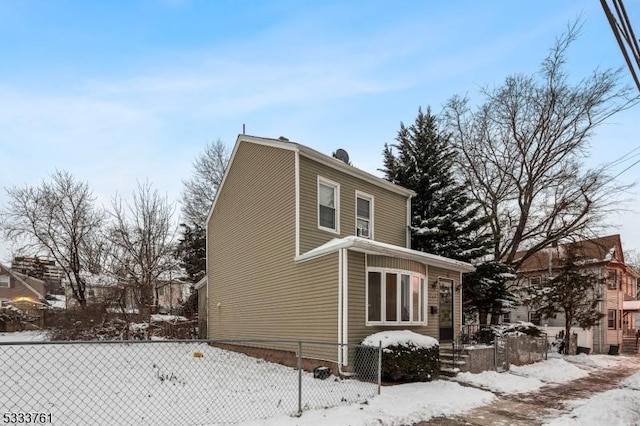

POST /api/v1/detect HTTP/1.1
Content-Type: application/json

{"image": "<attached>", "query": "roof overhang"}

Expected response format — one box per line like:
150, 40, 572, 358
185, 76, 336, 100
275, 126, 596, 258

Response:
295, 236, 475, 273
623, 300, 640, 312
194, 276, 207, 290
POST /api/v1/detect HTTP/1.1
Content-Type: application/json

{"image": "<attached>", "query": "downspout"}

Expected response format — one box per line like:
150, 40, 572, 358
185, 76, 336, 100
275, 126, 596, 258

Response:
342, 248, 349, 371
337, 248, 343, 368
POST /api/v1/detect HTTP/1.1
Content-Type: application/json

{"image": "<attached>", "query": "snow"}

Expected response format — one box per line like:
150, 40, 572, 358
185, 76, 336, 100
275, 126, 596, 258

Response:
45, 294, 66, 309
246, 381, 495, 426
453, 370, 544, 394
510, 358, 589, 383
150, 314, 188, 322
1, 331, 639, 425
0, 331, 49, 342
362, 330, 439, 350
543, 388, 640, 425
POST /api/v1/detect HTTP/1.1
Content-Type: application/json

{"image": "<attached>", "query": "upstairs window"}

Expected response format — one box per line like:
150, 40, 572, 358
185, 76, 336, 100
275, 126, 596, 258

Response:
318, 177, 339, 232
608, 270, 619, 290
0, 275, 9, 288
356, 192, 373, 239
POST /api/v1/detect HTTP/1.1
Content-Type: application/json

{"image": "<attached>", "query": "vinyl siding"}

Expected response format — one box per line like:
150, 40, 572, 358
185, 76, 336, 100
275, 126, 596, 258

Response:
207, 142, 339, 361
368, 255, 425, 275
298, 155, 408, 254
345, 253, 462, 346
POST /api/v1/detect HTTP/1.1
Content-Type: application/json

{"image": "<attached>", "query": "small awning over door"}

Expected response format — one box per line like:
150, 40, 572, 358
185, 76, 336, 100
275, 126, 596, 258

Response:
623, 300, 640, 312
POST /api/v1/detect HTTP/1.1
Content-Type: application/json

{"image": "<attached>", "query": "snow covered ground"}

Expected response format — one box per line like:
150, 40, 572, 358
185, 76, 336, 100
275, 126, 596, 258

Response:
1, 331, 639, 425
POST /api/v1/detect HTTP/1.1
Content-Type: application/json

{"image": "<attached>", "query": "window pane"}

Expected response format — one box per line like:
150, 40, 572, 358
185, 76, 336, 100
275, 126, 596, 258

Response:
0, 276, 9, 288
412, 276, 420, 322
385, 273, 397, 321
608, 310, 616, 329
357, 218, 369, 237
357, 197, 370, 218
367, 272, 381, 321
319, 205, 335, 229
319, 184, 335, 208
401, 274, 410, 321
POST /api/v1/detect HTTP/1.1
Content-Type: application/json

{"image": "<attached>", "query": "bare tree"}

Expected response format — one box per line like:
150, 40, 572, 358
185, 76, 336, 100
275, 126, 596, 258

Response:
0, 171, 104, 307
107, 181, 178, 324
181, 139, 230, 229
445, 21, 638, 271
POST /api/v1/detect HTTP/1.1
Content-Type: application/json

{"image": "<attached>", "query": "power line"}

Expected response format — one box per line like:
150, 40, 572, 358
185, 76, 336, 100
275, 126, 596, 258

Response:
601, 0, 640, 92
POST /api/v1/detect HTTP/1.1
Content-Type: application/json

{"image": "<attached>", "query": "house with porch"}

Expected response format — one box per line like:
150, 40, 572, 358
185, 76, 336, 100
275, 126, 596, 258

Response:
205, 134, 474, 369
508, 234, 640, 354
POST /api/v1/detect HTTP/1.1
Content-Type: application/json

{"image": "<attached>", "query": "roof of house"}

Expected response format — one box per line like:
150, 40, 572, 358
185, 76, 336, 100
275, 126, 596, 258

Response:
194, 276, 207, 290
515, 234, 624, 273
0, 263, 46, 300
207, 134, 417, 224
295, 235, 475, 273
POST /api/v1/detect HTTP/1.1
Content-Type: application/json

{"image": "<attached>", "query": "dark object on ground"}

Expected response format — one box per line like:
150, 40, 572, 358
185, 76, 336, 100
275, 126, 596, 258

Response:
313, 366, 330, 379
608, 345, 619, 355
576, 346, 591, 355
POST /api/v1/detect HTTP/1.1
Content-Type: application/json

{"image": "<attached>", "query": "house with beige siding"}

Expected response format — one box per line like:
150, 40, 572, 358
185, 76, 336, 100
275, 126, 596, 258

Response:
508, 235, 640, 354
0, 263, 47, 310
205, 134, 474, 368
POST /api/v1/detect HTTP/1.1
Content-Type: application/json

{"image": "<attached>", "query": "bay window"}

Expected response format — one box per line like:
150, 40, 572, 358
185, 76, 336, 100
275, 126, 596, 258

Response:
367, 268, 425, 325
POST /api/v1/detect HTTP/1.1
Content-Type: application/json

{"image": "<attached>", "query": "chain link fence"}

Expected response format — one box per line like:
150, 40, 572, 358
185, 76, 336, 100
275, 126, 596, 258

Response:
0, 339, 380, 425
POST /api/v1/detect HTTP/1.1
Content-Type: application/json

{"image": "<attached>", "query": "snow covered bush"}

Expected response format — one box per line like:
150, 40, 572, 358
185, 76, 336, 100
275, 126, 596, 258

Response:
362, 330, 439, 383
492, 321, 543, 338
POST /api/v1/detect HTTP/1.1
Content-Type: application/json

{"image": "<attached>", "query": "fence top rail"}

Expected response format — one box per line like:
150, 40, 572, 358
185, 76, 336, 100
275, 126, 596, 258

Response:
0, 338, 378, 347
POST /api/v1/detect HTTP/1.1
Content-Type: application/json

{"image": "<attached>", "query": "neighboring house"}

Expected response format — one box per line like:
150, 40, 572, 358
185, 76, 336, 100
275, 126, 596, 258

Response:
0, 263, 47, 311
155, 279, 190, 314
205, 134, 474, 369
509, 234, 640, 354
65, 273, 189, 313
195, 276, 207, 339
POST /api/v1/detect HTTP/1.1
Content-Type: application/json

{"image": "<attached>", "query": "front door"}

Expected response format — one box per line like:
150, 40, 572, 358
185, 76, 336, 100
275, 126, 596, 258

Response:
439, 279, 454, 341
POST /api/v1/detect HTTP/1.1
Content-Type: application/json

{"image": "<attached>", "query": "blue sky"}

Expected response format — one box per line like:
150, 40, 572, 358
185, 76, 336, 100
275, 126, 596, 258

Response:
0, 0, 639, 260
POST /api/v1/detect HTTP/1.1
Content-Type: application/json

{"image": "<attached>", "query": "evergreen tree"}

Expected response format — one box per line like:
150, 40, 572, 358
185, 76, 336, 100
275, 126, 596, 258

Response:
523, 248, 605, 354
461, 261, 517, 325
174, 223, 206, 283
382, 107, 491, 263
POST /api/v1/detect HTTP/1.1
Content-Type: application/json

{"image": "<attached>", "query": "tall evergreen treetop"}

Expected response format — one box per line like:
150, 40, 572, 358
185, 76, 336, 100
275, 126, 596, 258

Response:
382, 107, 490, 262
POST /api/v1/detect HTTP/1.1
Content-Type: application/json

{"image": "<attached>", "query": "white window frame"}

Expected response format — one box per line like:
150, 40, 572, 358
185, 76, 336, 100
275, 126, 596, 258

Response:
529, 276, 541, 286
355, 191, 374, 239
158, 286, 165, 297
0, 275, 9, 288
366, 267, 426, 326
317, 176, 340, 234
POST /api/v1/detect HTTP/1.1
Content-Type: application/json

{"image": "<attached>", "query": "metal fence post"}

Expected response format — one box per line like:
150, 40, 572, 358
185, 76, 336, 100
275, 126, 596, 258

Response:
297, 341, 302, 416
377, 341, 382, 395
